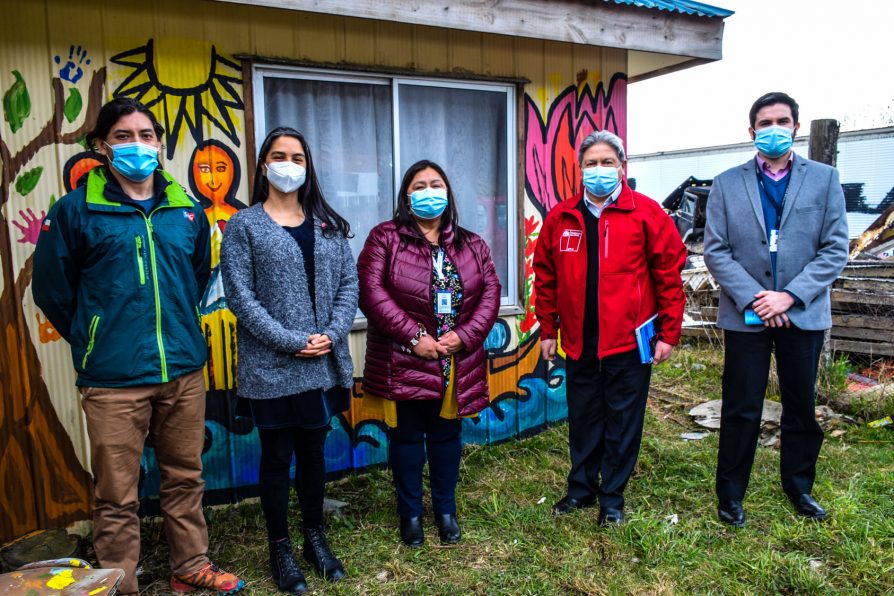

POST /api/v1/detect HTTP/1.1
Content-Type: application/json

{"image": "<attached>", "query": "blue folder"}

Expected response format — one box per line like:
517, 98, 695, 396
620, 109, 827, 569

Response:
635, 314, 659, 364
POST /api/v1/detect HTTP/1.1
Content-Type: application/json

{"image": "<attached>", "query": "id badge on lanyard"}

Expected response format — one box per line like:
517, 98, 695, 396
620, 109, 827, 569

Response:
769, 229, 779, 253
434, 249, 452, 314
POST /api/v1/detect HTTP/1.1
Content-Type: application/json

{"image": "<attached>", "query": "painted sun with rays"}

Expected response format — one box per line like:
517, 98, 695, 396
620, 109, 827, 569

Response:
110, 38, 244, 159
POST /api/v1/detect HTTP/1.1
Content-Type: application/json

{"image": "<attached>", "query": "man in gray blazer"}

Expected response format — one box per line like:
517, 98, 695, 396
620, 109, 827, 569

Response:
704, 92, 849, 527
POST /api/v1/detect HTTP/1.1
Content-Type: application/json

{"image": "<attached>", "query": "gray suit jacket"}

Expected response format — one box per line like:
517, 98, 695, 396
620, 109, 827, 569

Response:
704, 154, 848, 332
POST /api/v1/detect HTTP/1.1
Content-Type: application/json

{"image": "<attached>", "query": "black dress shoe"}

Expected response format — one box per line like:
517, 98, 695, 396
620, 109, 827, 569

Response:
788, 493, 828, 520
552, 495, 596, 516
399, 516, 424, 547
598, 507, 625, 526
718, 500, 746, 527
434, 513, 461, 544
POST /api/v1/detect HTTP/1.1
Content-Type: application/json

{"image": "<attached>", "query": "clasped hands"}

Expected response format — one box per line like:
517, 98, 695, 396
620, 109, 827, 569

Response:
412, 330, 464, 360
752, 290, 795, 328
295, 333, 332, 358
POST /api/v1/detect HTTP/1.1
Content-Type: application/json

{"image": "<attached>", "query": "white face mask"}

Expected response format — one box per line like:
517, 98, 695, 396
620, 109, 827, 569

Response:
265, 161, 306, 194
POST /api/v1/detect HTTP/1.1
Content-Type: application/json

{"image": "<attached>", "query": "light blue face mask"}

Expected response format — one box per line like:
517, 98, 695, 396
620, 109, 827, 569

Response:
753, 125, 794, 159
409, 187, 449, 220
582, 166, 620, 198
107, 141, 159, 182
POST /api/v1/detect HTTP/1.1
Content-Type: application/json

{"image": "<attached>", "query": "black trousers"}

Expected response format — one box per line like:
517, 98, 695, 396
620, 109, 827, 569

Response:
716, 327, 825, 502
258, 426, 328, 541
389, 400, 462, 518
564, 348, 652, 509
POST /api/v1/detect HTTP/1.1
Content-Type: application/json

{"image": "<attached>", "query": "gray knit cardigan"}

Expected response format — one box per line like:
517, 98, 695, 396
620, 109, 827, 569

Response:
220, 203, 358, 399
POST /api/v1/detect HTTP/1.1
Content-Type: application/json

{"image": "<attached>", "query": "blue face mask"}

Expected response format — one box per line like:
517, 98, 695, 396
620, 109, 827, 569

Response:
753, 125, 794, 159
582, 166, 620, 198
409, 187, 449, 220
107, 141, 159, 182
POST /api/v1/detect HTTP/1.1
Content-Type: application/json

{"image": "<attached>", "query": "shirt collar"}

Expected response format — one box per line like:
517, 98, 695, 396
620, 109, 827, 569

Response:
582, 181, 623, 215
755, 152, 794, 175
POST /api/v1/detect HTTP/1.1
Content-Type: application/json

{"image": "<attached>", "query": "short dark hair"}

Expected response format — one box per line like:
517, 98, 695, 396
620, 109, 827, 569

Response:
393, 160, 467, 250
86, 97, 165, 150
749, 92, 799, 128
252, 126, 351, 238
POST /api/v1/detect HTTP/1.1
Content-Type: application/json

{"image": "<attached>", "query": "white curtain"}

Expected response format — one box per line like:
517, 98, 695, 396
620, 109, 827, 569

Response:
263, 78, 394, 261
398, 84, 509, 296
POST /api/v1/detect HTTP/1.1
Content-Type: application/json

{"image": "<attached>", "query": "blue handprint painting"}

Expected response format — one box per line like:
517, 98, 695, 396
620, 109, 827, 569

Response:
54, 45, 91, 83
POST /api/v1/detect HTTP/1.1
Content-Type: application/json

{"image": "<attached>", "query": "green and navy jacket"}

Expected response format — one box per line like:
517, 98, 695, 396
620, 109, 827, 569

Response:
33, 167, 211, 387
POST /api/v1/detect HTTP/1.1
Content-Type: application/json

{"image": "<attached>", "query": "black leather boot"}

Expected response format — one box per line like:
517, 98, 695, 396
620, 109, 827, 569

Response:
269, 539, 307, 594
303, 526, 346, 581
434, 513, 461, 544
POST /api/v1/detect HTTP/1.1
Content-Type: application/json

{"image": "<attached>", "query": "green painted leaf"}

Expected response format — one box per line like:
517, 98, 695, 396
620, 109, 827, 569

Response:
15, 166, 43, 196
3, 70, 31, 133
76, 135, 88, 148
49, 194, 57, 208
63, 87, 82, 123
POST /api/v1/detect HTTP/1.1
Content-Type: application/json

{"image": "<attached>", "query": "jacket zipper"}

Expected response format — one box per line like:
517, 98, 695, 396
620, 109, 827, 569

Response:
135, 236, 146, 285
604, 220, 610, 259
82, 315, 100, 369
141, 209, 168, 383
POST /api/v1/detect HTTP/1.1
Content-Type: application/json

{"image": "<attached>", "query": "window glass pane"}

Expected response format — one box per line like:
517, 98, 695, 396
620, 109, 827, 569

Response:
398, 84, 509, 298
263, 77, 394, 261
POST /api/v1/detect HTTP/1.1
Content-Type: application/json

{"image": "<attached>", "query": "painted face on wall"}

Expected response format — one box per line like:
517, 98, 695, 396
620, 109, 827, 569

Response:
192, 144, 235, 204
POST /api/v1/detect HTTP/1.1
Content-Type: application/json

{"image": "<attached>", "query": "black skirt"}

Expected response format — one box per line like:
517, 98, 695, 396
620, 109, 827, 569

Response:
236, 387, 351, 430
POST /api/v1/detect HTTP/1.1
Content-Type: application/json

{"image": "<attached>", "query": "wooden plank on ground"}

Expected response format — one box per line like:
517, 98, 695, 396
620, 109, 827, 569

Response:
832, 314, 894, 330
831, 339, 894, 356
831, 290, 894, 307
830, 326, 894, 342
834, 277, 894, 293
841, 264, 894, 278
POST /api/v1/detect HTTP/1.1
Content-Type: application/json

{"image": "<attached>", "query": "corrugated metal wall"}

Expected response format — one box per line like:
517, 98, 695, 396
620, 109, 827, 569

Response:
0, 0, 627, 541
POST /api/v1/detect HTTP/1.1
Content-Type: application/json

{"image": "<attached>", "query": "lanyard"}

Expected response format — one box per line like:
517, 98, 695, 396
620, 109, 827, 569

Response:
756, 171, 789, 229
433, 248, 445, 281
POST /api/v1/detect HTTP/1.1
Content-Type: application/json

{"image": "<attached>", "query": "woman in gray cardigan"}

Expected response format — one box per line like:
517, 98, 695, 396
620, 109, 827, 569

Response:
220, 127, 358, 594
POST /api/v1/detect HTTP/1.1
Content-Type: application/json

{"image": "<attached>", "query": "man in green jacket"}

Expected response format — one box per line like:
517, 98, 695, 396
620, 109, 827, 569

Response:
33, 98, 243, 595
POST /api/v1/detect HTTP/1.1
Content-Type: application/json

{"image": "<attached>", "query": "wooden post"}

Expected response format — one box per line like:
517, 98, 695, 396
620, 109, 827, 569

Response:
808, 119, 840, 166
808, 119, 841, 369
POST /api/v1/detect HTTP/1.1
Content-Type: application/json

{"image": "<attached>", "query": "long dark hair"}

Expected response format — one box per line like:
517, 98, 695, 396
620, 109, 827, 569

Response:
251, 127, 351, 238
86, 97, 164, 151
393, 159, 466, 250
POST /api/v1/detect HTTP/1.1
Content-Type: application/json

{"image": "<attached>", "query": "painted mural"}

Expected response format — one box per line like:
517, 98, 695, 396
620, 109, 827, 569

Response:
0, 21, 627, 539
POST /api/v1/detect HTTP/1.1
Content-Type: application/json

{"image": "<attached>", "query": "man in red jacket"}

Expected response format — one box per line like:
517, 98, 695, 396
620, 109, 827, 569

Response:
533, 130, 686, 524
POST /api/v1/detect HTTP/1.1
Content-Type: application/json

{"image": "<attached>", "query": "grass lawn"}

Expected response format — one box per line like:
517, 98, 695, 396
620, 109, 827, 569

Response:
136, 346, 894, 594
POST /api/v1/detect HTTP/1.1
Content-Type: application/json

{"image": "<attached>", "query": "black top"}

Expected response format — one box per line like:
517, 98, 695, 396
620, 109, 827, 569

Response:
283, 217, 316, 309
579, 200, 600, 354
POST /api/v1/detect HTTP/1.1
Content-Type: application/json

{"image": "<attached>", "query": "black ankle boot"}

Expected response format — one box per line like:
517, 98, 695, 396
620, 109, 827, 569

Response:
434, 513, 461, 544
303, 526, 346, 581
269, 539, 307, 594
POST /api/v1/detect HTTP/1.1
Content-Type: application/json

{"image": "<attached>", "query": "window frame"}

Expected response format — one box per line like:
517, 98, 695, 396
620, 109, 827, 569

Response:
251, 64, 519, 309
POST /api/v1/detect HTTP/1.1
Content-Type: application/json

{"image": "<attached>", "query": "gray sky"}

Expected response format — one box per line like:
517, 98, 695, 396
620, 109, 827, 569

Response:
627, 0, 894, 155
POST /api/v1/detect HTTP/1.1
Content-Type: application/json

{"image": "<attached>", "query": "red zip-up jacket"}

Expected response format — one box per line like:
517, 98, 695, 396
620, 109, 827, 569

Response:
533, 182, 686, 361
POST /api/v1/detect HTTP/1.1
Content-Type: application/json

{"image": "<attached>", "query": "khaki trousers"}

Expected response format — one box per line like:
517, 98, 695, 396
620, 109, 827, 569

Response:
80, 369, 209, 594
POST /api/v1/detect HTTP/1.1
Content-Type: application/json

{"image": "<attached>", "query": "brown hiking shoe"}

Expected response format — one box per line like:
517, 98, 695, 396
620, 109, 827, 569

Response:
170, 563, 245, 594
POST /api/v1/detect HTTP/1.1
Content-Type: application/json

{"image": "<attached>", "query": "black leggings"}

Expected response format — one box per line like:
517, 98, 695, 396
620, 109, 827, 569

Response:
258, 426, 328, 541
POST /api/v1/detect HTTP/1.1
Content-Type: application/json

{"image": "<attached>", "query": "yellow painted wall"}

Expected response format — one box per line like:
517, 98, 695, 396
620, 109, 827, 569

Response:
0, 0, 627, 540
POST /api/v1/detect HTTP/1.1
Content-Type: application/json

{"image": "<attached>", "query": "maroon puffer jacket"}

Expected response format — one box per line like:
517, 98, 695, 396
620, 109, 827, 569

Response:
358, 220, 501, 416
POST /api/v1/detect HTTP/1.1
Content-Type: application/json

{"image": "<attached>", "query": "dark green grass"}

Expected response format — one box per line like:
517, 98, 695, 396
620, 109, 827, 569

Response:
136, 348, 894, 595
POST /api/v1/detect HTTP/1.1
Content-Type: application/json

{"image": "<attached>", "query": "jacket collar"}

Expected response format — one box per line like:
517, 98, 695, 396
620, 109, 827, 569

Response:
740, 153, 807, 233
86, 167, 192, 212
396, 220, 455, 245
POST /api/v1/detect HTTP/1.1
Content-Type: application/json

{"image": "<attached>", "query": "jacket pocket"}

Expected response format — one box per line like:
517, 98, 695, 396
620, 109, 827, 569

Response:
81, 314, 101, 369
135, 235, 146, 286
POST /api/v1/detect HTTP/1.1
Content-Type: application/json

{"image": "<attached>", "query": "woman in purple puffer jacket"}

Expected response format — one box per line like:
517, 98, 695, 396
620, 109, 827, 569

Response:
358, 160, 501, 547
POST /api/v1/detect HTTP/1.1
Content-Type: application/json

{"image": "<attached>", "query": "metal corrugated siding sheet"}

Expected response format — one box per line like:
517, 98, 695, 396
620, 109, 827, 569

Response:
1, 0, 631, 538
607, 0, 734, 18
